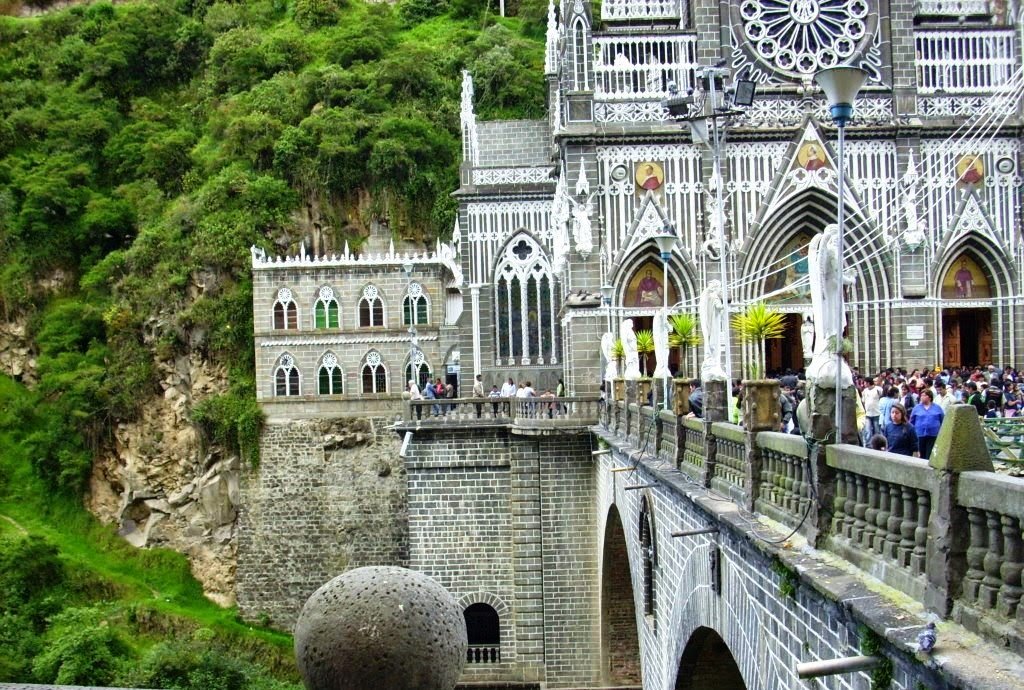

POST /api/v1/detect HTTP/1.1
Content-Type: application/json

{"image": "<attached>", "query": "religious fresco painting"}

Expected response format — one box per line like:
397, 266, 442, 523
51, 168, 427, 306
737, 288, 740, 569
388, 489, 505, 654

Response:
635, 162, 664, 196
796, 142, 829, 171
767, 232, 814, 300
941, 254, 990, 299
956, 154, 985, 187
625, 260, 678, 308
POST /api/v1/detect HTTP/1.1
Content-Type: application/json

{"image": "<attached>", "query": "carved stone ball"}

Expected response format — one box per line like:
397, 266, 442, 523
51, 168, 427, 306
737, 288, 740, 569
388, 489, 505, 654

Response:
294, 566, 467, 690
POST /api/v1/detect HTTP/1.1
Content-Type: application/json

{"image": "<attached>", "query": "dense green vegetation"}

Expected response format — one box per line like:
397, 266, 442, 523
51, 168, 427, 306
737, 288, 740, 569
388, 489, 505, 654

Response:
0, 0, 546, 681
0, 376, 299, 686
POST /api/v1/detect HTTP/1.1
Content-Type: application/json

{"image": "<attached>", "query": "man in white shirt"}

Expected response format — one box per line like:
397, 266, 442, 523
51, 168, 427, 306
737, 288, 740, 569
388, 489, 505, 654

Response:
933, 381, 955, 412
861, 376, 883, 441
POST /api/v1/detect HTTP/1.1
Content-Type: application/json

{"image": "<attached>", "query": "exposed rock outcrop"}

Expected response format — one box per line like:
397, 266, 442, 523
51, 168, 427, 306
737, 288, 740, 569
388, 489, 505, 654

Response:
88, 351, 239, 606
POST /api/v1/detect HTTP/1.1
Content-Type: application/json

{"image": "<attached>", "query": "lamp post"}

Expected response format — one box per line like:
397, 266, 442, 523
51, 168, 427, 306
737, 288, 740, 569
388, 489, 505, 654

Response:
814, 65, 867, 442
663, 68, 755, 400
654, 223, 680, 410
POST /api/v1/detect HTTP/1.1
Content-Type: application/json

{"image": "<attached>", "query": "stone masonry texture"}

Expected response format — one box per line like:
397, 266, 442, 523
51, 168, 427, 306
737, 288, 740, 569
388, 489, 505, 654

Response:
237, 417, 408, 629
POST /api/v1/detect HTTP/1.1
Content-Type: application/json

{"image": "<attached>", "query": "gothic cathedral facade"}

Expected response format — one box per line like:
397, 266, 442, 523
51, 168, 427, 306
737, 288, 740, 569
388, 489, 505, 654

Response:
254, 0, 1023, 409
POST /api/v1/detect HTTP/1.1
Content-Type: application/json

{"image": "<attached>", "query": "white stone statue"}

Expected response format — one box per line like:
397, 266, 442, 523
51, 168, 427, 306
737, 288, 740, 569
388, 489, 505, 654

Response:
601, 331, 618, 382
621, 319, 641, 381
800, 313, 815, 362
568, 193, 595, 258
902, 192, 925, 249
653, 309, 671, 379
699, 280, 727, 382
806, 224, 855, 388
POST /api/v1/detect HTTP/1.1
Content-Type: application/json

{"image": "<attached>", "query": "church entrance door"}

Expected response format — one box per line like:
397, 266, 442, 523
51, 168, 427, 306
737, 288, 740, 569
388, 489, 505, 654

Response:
942, 308, 992, 367
764, 313, 804, 375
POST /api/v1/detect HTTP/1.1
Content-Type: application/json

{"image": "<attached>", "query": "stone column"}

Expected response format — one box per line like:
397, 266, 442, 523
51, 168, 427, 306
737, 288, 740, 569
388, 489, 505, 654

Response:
924, 405, 994, 616
702, 379, 728, 488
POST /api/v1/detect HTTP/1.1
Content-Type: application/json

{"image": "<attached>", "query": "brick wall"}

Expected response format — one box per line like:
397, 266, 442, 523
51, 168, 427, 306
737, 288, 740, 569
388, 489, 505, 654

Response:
237, 417, 407, 628
477, 120, 551, 167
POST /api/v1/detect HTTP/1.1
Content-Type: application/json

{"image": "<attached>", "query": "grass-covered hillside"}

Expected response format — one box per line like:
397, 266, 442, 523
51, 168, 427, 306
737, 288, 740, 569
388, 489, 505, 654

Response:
0, 0, 545, 682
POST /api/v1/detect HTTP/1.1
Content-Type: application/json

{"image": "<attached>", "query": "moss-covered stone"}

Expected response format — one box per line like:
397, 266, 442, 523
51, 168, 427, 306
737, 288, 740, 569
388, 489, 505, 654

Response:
928, 404, 993, 473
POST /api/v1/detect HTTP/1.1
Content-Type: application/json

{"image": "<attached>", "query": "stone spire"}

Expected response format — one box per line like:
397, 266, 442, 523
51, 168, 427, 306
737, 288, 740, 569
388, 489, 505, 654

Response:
545, 0, 559, 75
460, 70, 478, 166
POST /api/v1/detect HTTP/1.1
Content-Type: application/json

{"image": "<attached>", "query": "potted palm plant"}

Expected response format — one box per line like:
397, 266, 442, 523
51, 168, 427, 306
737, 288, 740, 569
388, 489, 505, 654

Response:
611, 338, 626, 401
635, 329, 655, 404
731, 302, 785, 429
669, 313, 701, 415
731, 302, 785, 380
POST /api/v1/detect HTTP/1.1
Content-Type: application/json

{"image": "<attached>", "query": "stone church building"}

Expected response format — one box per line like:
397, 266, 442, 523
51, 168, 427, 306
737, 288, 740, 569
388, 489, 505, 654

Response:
252, 0, 1024, 408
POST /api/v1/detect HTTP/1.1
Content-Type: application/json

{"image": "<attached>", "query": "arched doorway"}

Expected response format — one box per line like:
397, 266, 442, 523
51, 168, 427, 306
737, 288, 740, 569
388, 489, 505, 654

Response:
601, 506, 640, 685
940, 253, 992, 366
623, 258, 682, 376
675, 626, 746, 689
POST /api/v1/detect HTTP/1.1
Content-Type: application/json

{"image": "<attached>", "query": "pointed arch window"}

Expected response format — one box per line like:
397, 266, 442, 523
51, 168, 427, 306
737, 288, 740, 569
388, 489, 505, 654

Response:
318, 352, 343, 395
273, 288, 298, 330
403, 282, 429, 326
274, 353, 300, 396
405, 348, 431, 388
314, 286, 340, 329
361, 350, 387, 393
358, 285, 384, 328
494, 236, 559, 366
571, 18, 589, 91
639, 496, 656, 616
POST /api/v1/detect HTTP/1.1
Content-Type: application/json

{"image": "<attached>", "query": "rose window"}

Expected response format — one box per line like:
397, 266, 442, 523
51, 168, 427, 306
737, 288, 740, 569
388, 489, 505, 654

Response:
739, 0, 873, 77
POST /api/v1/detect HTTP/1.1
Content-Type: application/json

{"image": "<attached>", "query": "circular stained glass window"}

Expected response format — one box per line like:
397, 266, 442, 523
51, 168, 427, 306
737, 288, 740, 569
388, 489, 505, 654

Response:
738, 0, 874, 78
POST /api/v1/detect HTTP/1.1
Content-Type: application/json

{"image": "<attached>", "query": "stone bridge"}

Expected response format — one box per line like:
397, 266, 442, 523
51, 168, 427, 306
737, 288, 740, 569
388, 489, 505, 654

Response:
239, 389, 1024, 689
391, 388, 1024, 690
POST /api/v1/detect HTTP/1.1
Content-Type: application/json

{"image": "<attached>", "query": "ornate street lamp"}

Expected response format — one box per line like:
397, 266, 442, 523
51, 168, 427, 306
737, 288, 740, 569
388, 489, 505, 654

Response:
815, 65, 867, 441
654, 222, 680, 410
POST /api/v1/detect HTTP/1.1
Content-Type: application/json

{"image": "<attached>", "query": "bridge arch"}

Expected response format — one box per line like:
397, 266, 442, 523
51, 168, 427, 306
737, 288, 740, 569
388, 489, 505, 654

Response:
600, 504, 641, 685
673, 626, 746, 689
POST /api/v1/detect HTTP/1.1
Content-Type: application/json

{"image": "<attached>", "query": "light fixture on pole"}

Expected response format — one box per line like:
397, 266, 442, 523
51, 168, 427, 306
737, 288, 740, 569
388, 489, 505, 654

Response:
814, 64, 867, 443
662, 68, 755, 408
654, 222, 679, 410
402, 261, 420, 387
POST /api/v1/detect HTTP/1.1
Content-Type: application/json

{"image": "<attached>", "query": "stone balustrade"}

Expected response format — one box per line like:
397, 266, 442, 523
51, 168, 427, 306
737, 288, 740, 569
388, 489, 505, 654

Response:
915, 29, 1015, 94
403, 396, 600, 432
601, 0, 684, 22
600, 396, 1024, 654
957, 472, 1024, 626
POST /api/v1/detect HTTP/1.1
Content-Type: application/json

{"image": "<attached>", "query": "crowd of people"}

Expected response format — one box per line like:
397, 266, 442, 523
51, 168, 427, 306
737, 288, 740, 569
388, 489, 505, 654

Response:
772, 364, 1021, 460
407, 375, 566, 419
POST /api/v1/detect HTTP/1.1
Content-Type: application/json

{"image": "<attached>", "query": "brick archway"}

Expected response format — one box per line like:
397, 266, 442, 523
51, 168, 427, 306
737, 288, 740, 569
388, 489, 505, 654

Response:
601, 505, 640, 685
675, 626, 746, 689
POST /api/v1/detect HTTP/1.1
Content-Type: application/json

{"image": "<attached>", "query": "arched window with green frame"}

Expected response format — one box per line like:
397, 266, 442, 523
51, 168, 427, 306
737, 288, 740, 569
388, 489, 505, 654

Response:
313, 286, 340, 328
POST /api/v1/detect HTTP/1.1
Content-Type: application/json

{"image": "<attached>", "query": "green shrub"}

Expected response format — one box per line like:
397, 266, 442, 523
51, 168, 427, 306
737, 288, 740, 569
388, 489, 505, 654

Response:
399, 0, 448, 25
32, 606, 131, 686
292, 0, 341, 30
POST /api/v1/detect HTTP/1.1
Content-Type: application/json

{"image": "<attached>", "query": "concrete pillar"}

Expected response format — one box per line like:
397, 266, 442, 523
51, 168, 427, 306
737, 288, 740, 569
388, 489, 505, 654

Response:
924, 405, 994, 616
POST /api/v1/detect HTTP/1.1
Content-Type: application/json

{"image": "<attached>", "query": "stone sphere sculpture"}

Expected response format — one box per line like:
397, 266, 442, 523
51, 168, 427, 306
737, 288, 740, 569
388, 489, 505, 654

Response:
294, 566, 467, 690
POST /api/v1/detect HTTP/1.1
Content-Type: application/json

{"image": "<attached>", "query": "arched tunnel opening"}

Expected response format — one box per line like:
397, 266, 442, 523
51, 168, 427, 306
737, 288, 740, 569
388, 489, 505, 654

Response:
601, 505, 641, 685
675, 626, 746, 689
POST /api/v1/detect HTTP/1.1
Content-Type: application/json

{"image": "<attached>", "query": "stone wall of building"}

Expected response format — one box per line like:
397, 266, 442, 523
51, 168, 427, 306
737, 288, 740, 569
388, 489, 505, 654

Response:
236, 417, 407, 628
404, 427, 599, 687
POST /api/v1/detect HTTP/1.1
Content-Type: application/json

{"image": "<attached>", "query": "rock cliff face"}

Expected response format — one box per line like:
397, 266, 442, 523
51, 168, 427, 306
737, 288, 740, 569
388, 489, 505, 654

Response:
87, 352, 240, 606
0, 319, 35, 385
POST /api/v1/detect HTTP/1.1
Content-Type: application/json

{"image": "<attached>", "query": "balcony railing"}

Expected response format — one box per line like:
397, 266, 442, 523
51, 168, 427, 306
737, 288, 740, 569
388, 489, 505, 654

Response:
915, 29, 1015, 94
601, 0, 685, 22
593, 34, 698, 102
402, 396, 601, 431
467, 644, 501, 663
916, 0, 991, 16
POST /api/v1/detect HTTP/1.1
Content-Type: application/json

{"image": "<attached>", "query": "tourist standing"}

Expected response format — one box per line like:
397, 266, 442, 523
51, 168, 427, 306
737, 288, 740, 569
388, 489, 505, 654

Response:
473, 374, 485, 418
933, 381, 955, 412
884, 403, 919, 457
409, 379, 423, 420
861, 377, 883, 442
909, 390, 944, 460
488, 384, 502, 417
878, 386, 898, 429
423, 379, 439, 417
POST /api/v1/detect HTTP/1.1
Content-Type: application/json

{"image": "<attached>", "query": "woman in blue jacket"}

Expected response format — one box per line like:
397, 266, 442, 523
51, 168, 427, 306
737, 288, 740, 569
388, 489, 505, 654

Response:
884, 403, 919, 457
909, 390, 944, 460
